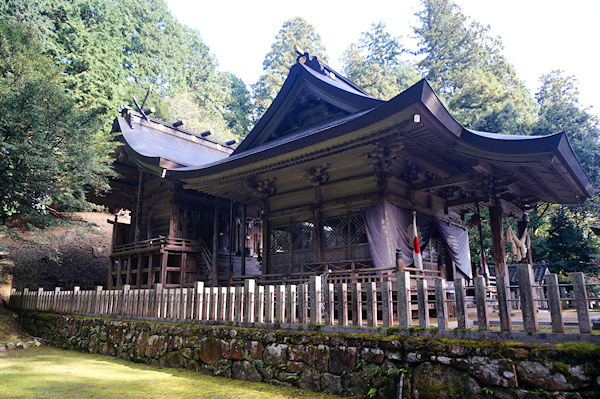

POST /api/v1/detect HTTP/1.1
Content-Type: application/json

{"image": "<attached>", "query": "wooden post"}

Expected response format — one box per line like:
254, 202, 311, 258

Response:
234, 286, 243, 322
397, 272, 411, 328
241, 204, 247, 276
227, 287, 236, 321
36, 288, 43, 311
265, 285, 275, 323
416, 279, 429, 328
365, 282, 377, 327
217, 287, 227, 321
351, 282, 362, 327
286, 284, 296, 324
517, 264, 538, 332
211, 198, 219, 286
454, 278, 468, 328
337, 283, 348, 327
496, 276, 512, 332
310, 276, 322, 324
381, 281, 393, 327
572, 272, 591, 333
545, 273, 564, 333
244, 279, 256, 322
255, 285, 265, 323
275, 285, 285, 323
489, 205, 508, 278
323, 283, 334, 325
134, 171, 145, 242
211, 286, 219, 321
474, 276, 489, 330
94, 286, 103, 314
194, 282, 204, 320
203, 287, 210, 320
434, 279, 448, 330
298, 284, 308, 324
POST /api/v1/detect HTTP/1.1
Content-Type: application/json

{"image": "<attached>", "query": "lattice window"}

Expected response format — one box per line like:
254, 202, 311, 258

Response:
291, 222, 314, 251
324, 217, 349, 248
269, 225, 291, 253
349, 214, 368, 245
324, 213, 367, 248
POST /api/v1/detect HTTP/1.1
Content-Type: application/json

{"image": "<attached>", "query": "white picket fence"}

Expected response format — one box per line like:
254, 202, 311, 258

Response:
9, 265, 597, 335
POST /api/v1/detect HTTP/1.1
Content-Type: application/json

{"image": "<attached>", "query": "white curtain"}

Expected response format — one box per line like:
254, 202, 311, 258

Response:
362, 201, 472, 278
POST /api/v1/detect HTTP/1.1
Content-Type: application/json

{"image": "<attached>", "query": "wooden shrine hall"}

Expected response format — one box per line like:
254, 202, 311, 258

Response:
95, 51, 596, 289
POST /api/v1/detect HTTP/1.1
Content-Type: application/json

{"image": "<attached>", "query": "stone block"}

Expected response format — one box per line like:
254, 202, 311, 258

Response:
342, 372, 369, 397
517, 361, 574, 391
144, 335, 165, 358
298, 368, 321, 392
362, 347, 384, 364
320, 372, 342, 394
199, 337, 221, 365
263, 343, 288, 366
329, 346, 358, 375
286, 361, 305, 373
232, 360, 262, 382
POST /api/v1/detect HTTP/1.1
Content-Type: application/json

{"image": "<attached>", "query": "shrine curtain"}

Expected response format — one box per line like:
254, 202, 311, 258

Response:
362, 201, 472, 278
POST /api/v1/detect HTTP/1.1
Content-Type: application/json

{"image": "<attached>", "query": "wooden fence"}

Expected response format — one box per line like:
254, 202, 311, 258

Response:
8, 265, 597, 335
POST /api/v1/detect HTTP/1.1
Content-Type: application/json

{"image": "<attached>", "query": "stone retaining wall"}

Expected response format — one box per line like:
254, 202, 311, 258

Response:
21, 312, 600, 398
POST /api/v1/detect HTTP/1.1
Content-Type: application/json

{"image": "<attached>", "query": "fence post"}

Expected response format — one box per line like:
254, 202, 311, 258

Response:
572, 272, 591, 333
226, 287, 235, 321
381, 281, 393, 327
286, 284, 296, 324
517, 264, 538, 332
36, 288, 43, 311
212, 286, 220, 322
217, 287, 227, 321
194, 282, 204, 320
310, 276, 322, 325
244, 279, 256, 323
397, 272, 411, 328
323, 283, 334, 325
416, 278, 429, 328
435, 279, 448, 330
474, 276, 489, 330
94, 286, 103, 315
337, 283, 348, 327
496, 276, 512, 332
454, 279, 467, 329
120, 285, 129, 316
154, 284, 163, 318
275, 285, 285, 324
265, 285, 275, 323
366, 282, 377, 327
73, 286, 81, 314
351, 282, 362, 327
255, 285, 265, 323
545, 273, 564, 333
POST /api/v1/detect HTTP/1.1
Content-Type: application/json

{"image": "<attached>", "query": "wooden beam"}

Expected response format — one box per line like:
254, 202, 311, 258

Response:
410, 173, 479, 191
134, 171, 145, 242
211, 197, 219, 286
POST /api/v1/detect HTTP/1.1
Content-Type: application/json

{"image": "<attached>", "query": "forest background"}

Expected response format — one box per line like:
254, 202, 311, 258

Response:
0, 0, 598, 287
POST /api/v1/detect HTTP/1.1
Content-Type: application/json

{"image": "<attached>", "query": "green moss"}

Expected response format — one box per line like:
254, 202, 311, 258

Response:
556, 341, 600, 358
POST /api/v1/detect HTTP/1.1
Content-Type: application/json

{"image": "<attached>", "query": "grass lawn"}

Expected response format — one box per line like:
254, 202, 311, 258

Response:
0, 347, 346, 399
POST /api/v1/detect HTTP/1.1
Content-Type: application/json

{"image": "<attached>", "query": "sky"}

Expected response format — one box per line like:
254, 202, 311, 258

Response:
165, 0, 600, 117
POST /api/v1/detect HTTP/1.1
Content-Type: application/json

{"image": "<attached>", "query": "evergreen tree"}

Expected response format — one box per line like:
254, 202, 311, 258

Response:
534, 70, 600, 186
252, 17, 328, 118
341, 22, 420, 100
414, 0, 535, 130
0, 20, 112, 220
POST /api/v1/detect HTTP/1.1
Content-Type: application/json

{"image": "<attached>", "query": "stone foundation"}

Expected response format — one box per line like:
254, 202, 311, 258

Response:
21, 312, 600, 398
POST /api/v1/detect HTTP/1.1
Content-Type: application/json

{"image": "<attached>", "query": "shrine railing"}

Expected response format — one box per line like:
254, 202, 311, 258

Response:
8, 266, 600, 340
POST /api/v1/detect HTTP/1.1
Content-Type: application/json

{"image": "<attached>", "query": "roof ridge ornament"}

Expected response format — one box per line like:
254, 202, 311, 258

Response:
294, 44, 326, 75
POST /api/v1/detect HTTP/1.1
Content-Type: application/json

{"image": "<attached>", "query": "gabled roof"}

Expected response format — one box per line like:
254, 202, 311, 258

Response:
233, 53, 383, 154
113, 110, 234, 175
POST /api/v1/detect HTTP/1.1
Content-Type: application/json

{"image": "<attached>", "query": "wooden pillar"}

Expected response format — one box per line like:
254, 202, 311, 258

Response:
489, 205, 508, 278
314, 209, 323, 263
211, 197, 219, 286
134, 171, 145, 242
262, 201, 270, 275
180, 253, 187, 288
169, 183, 179, 238
240, 204, 247, 276
160, 252, 168, 286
